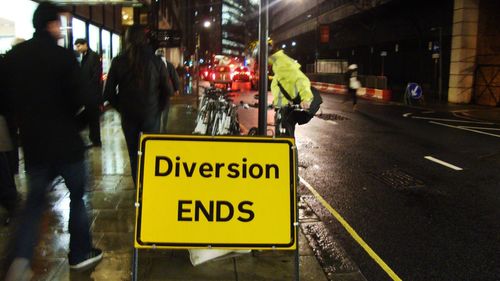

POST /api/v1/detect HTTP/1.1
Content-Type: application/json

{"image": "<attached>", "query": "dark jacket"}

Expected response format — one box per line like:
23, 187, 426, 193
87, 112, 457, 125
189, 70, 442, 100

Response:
80, 49, 103, 104
104, 50, 171, 119
165, 60, 179, 92
1, 31, 86, 168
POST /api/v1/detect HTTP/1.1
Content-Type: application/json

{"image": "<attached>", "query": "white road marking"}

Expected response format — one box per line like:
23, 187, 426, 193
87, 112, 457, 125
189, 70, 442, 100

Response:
412, 116, 494, 124
403, 113, 412, 117
424, 156, 463, 171
452, 112, 482, 121
327, 120, 338, 125
460, 126, 500, 131
429, 121, 500, 138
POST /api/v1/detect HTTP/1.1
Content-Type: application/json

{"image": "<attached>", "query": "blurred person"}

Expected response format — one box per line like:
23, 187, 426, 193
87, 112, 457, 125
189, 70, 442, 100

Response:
104, 25, 172, 184
268, 46, 322, 136
1, 3, 102, 279
155, 48, 179, 132
344, 64, 361, 111
74, 38, 103, 147
0, 81, 19, 226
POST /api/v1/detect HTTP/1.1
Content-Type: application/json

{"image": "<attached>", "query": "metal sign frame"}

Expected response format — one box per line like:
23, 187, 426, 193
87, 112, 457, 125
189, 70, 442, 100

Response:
134, 134, 298, 250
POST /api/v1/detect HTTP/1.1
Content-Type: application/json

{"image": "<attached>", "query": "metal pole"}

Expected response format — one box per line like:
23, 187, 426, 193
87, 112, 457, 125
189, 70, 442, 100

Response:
132, 248, 138, 281
315, 0, 319, 70
195, 33, 200, 97
258, 0, 269, 136
438, 27, 443, 102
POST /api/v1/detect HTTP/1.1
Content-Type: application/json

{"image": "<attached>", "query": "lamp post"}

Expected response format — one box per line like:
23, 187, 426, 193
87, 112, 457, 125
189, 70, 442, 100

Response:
431, 26, 443, 102
195, 20, 211, 97
315, 0, 319, 73
257, 0, 269, 136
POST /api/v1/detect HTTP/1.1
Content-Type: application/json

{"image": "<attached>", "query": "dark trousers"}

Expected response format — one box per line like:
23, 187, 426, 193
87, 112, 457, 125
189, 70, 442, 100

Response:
160, 104, 170, 133
121, 113, 161, 184
85, 104, 101, 145
12, 160, 92, 263
0, 152, 18, 212
349, 88, 357, 105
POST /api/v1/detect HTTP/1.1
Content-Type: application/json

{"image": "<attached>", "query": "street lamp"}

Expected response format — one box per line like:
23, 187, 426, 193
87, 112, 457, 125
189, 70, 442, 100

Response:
431, 26, 443, 102
195, 20, 211, 96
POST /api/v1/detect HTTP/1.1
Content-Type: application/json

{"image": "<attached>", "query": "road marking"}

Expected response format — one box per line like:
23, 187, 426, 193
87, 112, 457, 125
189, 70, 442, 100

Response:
327, 120, 338, 125
424, 156, 463, 171
412, 116, 494, 124
300, 177, 402, 281
403, 113, 412, 118
430, 121, 500, 138
452, 112, 482, 121
460, 126, 500, 131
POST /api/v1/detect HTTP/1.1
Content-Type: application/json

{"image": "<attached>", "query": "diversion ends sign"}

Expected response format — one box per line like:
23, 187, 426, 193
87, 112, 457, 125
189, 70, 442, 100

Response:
134, 135, 297, 250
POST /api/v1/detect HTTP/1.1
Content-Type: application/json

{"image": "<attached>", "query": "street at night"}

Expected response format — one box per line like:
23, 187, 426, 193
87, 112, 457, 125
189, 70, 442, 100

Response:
1, 0, 500, 280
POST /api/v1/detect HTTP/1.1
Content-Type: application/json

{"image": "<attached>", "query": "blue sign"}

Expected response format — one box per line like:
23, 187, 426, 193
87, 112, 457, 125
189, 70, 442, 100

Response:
432, 41, 440, 53
408, 83, 422, 99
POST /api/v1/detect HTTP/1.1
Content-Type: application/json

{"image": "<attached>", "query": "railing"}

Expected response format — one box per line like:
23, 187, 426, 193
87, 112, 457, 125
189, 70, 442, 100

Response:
307, 73, 388, 90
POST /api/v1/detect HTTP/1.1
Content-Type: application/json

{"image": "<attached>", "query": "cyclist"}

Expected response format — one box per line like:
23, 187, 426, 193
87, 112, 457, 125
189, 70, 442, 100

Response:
268, 46, 322, 136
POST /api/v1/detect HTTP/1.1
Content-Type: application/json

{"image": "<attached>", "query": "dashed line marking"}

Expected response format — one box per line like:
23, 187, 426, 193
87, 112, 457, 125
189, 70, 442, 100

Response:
424, 156, 463, 171
403, 113, 412, 118
300, 177, 402, 281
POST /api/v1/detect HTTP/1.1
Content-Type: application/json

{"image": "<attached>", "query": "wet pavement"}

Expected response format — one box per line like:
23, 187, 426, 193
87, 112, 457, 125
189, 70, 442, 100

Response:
0, 93, 336, 281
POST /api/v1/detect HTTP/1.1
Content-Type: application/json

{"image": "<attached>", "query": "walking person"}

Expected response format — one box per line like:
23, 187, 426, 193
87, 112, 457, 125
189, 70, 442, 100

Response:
104, 25, 172, 184
74, 38, 103, 147
344, 64, 361, 111
155, 48, 179, 132
0, 95, 19, 226
1, 3, 102, 279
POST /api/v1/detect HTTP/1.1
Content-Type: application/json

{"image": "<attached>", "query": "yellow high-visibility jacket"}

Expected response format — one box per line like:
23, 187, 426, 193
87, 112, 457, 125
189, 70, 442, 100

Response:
268, 50, 313, 107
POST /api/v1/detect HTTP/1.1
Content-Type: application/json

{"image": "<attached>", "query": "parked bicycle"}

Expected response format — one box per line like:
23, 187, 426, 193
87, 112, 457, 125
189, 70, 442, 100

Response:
193, 87, 241, 136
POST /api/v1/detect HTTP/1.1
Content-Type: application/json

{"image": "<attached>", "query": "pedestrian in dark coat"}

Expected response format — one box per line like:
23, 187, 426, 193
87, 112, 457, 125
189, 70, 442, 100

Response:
1, 3, 102, 279
155, 48, 179, 132
104, 25, 172, 184
74, 38, 103, 147
0, 64, 19, 225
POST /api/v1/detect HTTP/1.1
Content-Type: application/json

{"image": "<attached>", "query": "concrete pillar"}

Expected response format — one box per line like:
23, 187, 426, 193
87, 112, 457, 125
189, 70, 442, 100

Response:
448, 0, 479, 104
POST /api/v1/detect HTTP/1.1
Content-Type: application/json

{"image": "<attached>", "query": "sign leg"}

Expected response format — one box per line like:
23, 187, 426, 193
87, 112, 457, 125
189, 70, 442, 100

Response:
295, 230, 300, 281
132, 248, 139, 281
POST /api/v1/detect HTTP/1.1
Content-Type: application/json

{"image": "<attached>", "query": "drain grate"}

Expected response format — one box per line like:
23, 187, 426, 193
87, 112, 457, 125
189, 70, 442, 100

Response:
316, 113, 349, 121
372, 168, 425, 190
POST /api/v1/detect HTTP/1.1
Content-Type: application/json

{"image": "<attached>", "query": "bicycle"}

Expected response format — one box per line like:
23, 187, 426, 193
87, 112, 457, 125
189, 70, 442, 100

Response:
247, 103, 303, 137
193, 87, 241, 136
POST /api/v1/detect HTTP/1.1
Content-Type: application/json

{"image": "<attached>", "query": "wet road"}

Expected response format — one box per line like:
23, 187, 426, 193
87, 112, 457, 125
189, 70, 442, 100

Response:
132, 88, 500, 280
290, 92, 500, 280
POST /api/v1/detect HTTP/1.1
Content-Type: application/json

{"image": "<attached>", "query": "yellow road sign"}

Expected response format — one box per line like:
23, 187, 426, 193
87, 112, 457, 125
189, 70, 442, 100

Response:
134, 134, 297, 250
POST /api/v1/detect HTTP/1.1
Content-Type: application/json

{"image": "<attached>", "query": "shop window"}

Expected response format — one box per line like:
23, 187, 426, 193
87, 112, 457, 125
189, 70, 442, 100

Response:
88, 24, 100, 53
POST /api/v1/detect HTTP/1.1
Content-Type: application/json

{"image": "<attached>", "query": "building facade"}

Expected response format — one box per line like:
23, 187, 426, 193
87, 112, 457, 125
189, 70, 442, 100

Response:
269, 0, 500, 106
